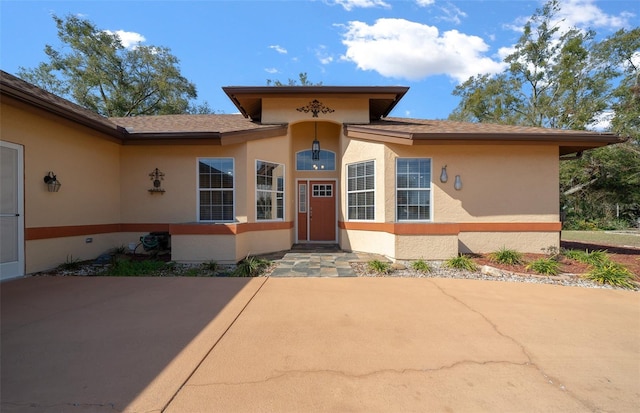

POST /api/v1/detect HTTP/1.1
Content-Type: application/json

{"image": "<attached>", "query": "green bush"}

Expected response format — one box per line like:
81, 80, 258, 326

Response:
202, 260, 219, 272
583, 263, 637, 289
581, 250, 610, 267
525, 258, 560, 276
444, 255, 478, 272
562, 249, 588, 261
106, 259, 166, 276
411, 259, 432, 273
367, 260, 392, 274
233, 256, 271, 277
489, 247, 524, 265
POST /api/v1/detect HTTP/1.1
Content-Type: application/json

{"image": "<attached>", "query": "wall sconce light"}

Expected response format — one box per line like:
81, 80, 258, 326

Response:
454, 175, 463, 191
311, 122, 320, 161
440, 165, 448, 183
148, 168, 165, 193
43, 171, 61, 192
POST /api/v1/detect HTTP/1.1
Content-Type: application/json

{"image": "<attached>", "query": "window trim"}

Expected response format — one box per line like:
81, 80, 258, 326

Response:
197, 157, 235, 223
395, 157, 432, 222
346, 159, 376, 221
255, 159, 285, 221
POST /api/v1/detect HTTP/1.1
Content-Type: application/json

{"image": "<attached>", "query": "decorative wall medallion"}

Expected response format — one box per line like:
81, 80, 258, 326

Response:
296, 99, 335, 117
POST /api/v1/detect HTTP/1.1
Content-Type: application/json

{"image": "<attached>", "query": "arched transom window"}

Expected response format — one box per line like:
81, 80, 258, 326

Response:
296, 150, 336, 171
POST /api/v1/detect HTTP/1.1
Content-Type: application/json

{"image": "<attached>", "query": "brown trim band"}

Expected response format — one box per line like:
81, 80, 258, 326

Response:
25, 221, 294, 240
338, 221, 561, 235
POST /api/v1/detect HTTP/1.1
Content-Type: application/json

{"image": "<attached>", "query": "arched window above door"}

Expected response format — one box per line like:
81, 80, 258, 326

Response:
296, 150, 336, 171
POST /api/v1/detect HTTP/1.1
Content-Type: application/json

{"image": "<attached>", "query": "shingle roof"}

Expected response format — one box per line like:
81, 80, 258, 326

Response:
109, 114, 276, 133
345, 118, 623, 155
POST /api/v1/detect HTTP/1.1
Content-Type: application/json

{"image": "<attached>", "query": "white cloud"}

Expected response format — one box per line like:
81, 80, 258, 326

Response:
588, 110, 613, 132
265, 68, 279, 74
555, 0, 634, 31
341, 18, 506, 82
332, 0, 391, 11
104, 30, 145, 49
316, 45, 334, 65
436, 3, 467, 25
415, 0, 435, 6
269, 45, 288, 54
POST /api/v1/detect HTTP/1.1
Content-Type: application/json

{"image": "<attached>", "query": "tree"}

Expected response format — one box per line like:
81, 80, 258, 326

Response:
449, 0, 639, 228
450, 0, 609, 130
266, 72, 322, 86
18, 14, 207, 117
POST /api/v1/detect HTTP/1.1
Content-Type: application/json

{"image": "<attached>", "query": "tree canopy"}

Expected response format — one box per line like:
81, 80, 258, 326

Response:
266, 72, 322, 86
18, 14, 208, 117
449, 0, 639, 229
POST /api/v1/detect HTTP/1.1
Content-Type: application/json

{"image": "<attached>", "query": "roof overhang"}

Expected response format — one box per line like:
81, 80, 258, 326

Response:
223, 86, 409, 122
121, 125, 288, 145
346, 123, 624, 156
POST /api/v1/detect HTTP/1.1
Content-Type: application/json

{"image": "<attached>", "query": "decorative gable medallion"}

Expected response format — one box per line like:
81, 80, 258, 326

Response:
296, 99, 335, 117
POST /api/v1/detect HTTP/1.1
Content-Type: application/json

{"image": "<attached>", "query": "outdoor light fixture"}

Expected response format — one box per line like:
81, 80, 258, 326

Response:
454, 175, 463, 191
148, 168, 165, 193
311, 122, 320, 161
440, 165, 448, 183
43, 171, 61, 192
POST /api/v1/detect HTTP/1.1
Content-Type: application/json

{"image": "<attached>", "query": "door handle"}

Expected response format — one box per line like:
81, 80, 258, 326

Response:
310, 207, 313, 219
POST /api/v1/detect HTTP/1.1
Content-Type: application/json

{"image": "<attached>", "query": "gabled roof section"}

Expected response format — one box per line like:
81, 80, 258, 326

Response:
0, 70, 124, 140
223, 86, 409, 122
346, 118, 624, 155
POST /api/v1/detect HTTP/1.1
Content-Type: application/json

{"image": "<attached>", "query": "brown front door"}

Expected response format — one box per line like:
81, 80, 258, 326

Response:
297, 180, 335, 242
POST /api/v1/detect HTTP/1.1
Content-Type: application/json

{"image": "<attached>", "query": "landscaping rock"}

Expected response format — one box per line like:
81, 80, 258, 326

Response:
481, 265, 503, 277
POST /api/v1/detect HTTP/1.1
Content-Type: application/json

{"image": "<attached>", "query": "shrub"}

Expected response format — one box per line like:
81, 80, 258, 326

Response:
562, 249, 588, 262
367, 260, 392, 274
525, 258, 560, 276
583, 263, 637, 289
489, 247, 523, 265
444, 255, 478, 272
411, 259, 432, 273
58, 255, 82, 271
580, 250, 610, 267
234, 256, 271, 277
202, 260, 219, 272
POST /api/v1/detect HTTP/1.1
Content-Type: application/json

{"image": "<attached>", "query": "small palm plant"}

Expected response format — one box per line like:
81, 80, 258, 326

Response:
525, 258, 560, 276
583, 262, 637, 289
411, 259, 432, 274
489, 247, 524, 266
367, 259, 392, 275
444, 255, 477, 272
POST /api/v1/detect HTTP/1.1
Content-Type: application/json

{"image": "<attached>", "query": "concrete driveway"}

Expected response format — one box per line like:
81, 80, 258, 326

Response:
1, 276, 638, 412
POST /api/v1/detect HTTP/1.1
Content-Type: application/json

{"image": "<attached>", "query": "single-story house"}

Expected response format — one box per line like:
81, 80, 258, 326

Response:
0, 70, 622, 280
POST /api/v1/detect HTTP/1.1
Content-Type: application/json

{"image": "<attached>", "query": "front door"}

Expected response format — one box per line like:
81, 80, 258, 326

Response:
1, 141, 25, 280
297, 180, 336, 242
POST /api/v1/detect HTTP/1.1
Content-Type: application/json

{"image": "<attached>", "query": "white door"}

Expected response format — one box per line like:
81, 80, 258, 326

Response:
0, 141, 25, 280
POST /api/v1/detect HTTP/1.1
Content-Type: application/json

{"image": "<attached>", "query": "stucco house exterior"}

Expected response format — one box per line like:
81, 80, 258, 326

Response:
0, 70, 622, 280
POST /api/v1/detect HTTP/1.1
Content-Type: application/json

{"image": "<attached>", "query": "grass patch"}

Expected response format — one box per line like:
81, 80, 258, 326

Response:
444, 255, 477, 272
411, 259, 432, 273
367, 260, 392, 274
105, 259, 167, 276
561, 230, 640, 248
525, 258, 560, 276
489, 247, 524, 265
582, 263, 637, 289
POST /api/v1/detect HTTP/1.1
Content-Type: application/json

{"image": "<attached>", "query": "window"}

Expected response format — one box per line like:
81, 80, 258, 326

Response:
347, 160, 375, 220
296, 150, 336, 171
312, 184, 333, 197
199, 158, 234, 221
396, 158, 431, 221
256, 160, 284, 220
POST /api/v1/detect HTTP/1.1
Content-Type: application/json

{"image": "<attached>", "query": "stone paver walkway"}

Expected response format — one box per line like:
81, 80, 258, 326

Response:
267, 244, 387, 277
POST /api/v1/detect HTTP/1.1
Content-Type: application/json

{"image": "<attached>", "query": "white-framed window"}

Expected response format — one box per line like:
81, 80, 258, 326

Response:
296, 150, 336, 171
396, 158, 431, 221
256, 160, 285, 220
347, 160, 375, 220
198, 158, 234, 222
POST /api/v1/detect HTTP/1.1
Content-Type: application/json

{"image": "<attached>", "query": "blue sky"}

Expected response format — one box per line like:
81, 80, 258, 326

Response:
1, 0, 638, 119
